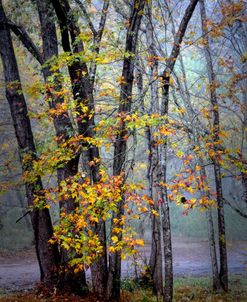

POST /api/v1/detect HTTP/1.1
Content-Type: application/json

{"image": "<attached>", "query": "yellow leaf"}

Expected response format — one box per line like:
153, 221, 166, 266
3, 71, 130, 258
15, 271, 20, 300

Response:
90, 216, 99, 223
176, 150, 184, 158
74, 267, 80, 273
109, 246, 115, 252
111, 235, 118, 243
151, 209, 159, 216
140, 206, 148, 213
208, 149, 215, 157
135, 239, 145, 246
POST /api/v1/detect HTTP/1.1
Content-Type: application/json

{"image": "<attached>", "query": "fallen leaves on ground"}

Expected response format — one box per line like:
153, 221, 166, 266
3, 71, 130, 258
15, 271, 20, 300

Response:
0, 292, 103, 302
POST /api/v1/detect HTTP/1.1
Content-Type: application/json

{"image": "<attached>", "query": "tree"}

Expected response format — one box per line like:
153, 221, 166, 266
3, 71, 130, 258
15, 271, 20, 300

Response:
48, 0, 109, 296
2, 0, 246, 300
107, 1, 145, 299
35, 0, 88, 293
0, 0, 60, 286
158, 1, 200, 301
200, 0, 228, 291
145, 2, 163, 297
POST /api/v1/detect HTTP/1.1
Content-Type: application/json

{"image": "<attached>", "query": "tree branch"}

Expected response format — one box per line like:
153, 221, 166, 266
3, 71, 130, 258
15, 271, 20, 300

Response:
0, 20, 43, 64
74, 0, 97, 37
97, 0, 109, 43
224, 198, 247, 219
165, 0, 199, 73
89, 0, 109, 85
16, 210, 31, 223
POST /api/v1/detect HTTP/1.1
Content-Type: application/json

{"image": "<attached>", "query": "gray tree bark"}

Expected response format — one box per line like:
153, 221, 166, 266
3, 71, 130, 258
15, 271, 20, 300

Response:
159, 1, 200, 301
145, 2, 163, 297
201, 167, 221, 290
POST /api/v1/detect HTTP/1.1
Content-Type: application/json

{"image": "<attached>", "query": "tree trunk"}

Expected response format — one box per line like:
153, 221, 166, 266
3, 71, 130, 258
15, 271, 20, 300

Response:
201, 167, 221, 290
199, 0, 228, 291
107, 1, 145, 300
163, 1, 221, 289
50, 0, 108, 296
161, 185, 173, 302
35, 0, 89, 293
159, 2, 199, 301
206, 208, 221, 290
145, 3, 163, 296
0, 0, 60, 286
158, 128, 173, 302
233, 2, 247, 205
147, 128, 163, 299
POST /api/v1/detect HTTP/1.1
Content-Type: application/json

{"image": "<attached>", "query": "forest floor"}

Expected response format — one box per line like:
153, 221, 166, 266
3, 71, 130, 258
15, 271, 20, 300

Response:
0, 237, 246, 301
0, 277, 246, 302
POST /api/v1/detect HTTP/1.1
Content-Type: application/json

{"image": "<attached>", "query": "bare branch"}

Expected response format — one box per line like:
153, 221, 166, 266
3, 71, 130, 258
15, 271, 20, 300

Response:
165, 0, 199, 73
97, 0, 109, 43
224, 198, 247, 219
89, 0, 109, 85
0, 20, 43, 64
74, 0, 97, 37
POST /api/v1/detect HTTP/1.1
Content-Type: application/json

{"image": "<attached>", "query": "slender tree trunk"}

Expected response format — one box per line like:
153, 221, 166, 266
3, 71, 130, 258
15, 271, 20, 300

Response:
136, 42, 163, 296
158, 125, 173, 302
200, 0, 228, 291
235, 3, 247, 205
163, 2, 221, 289
147, 132, 163, 299
241, 63, 247, 206
161, 186, 173, 302
107, 1, 145, 300
159, 2, 200, 301
200, 167, 221, 290
206, 209, 221, 289
214, 163, 228, 291
0, 0, 60, 286
145, 3, 163, 297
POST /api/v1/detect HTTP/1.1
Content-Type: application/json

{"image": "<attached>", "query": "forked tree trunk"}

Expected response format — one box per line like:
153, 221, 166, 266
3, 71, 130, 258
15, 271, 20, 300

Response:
107, 1, 145, 300
0, 0, 60, 286
200, 0, 228, 291
50, 0, 108, 297
159, 1, 199, 301
35, 0, 88, 293
165, 1, 221, 289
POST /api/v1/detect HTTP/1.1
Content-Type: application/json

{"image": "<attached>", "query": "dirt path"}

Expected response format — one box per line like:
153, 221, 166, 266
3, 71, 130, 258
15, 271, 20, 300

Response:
0, 238, 246, 293
0, 249, 39, 293
122, 238, 247, 278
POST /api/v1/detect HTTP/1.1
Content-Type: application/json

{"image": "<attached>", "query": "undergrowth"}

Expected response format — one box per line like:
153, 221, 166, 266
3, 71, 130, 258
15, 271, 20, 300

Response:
0, 275, 246, 302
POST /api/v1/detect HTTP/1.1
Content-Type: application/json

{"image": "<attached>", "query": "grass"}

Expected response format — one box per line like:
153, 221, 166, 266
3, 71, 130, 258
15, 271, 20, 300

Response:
173, 275, 247, 302
0, 275, 246, 302
121, 275, 247, 302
